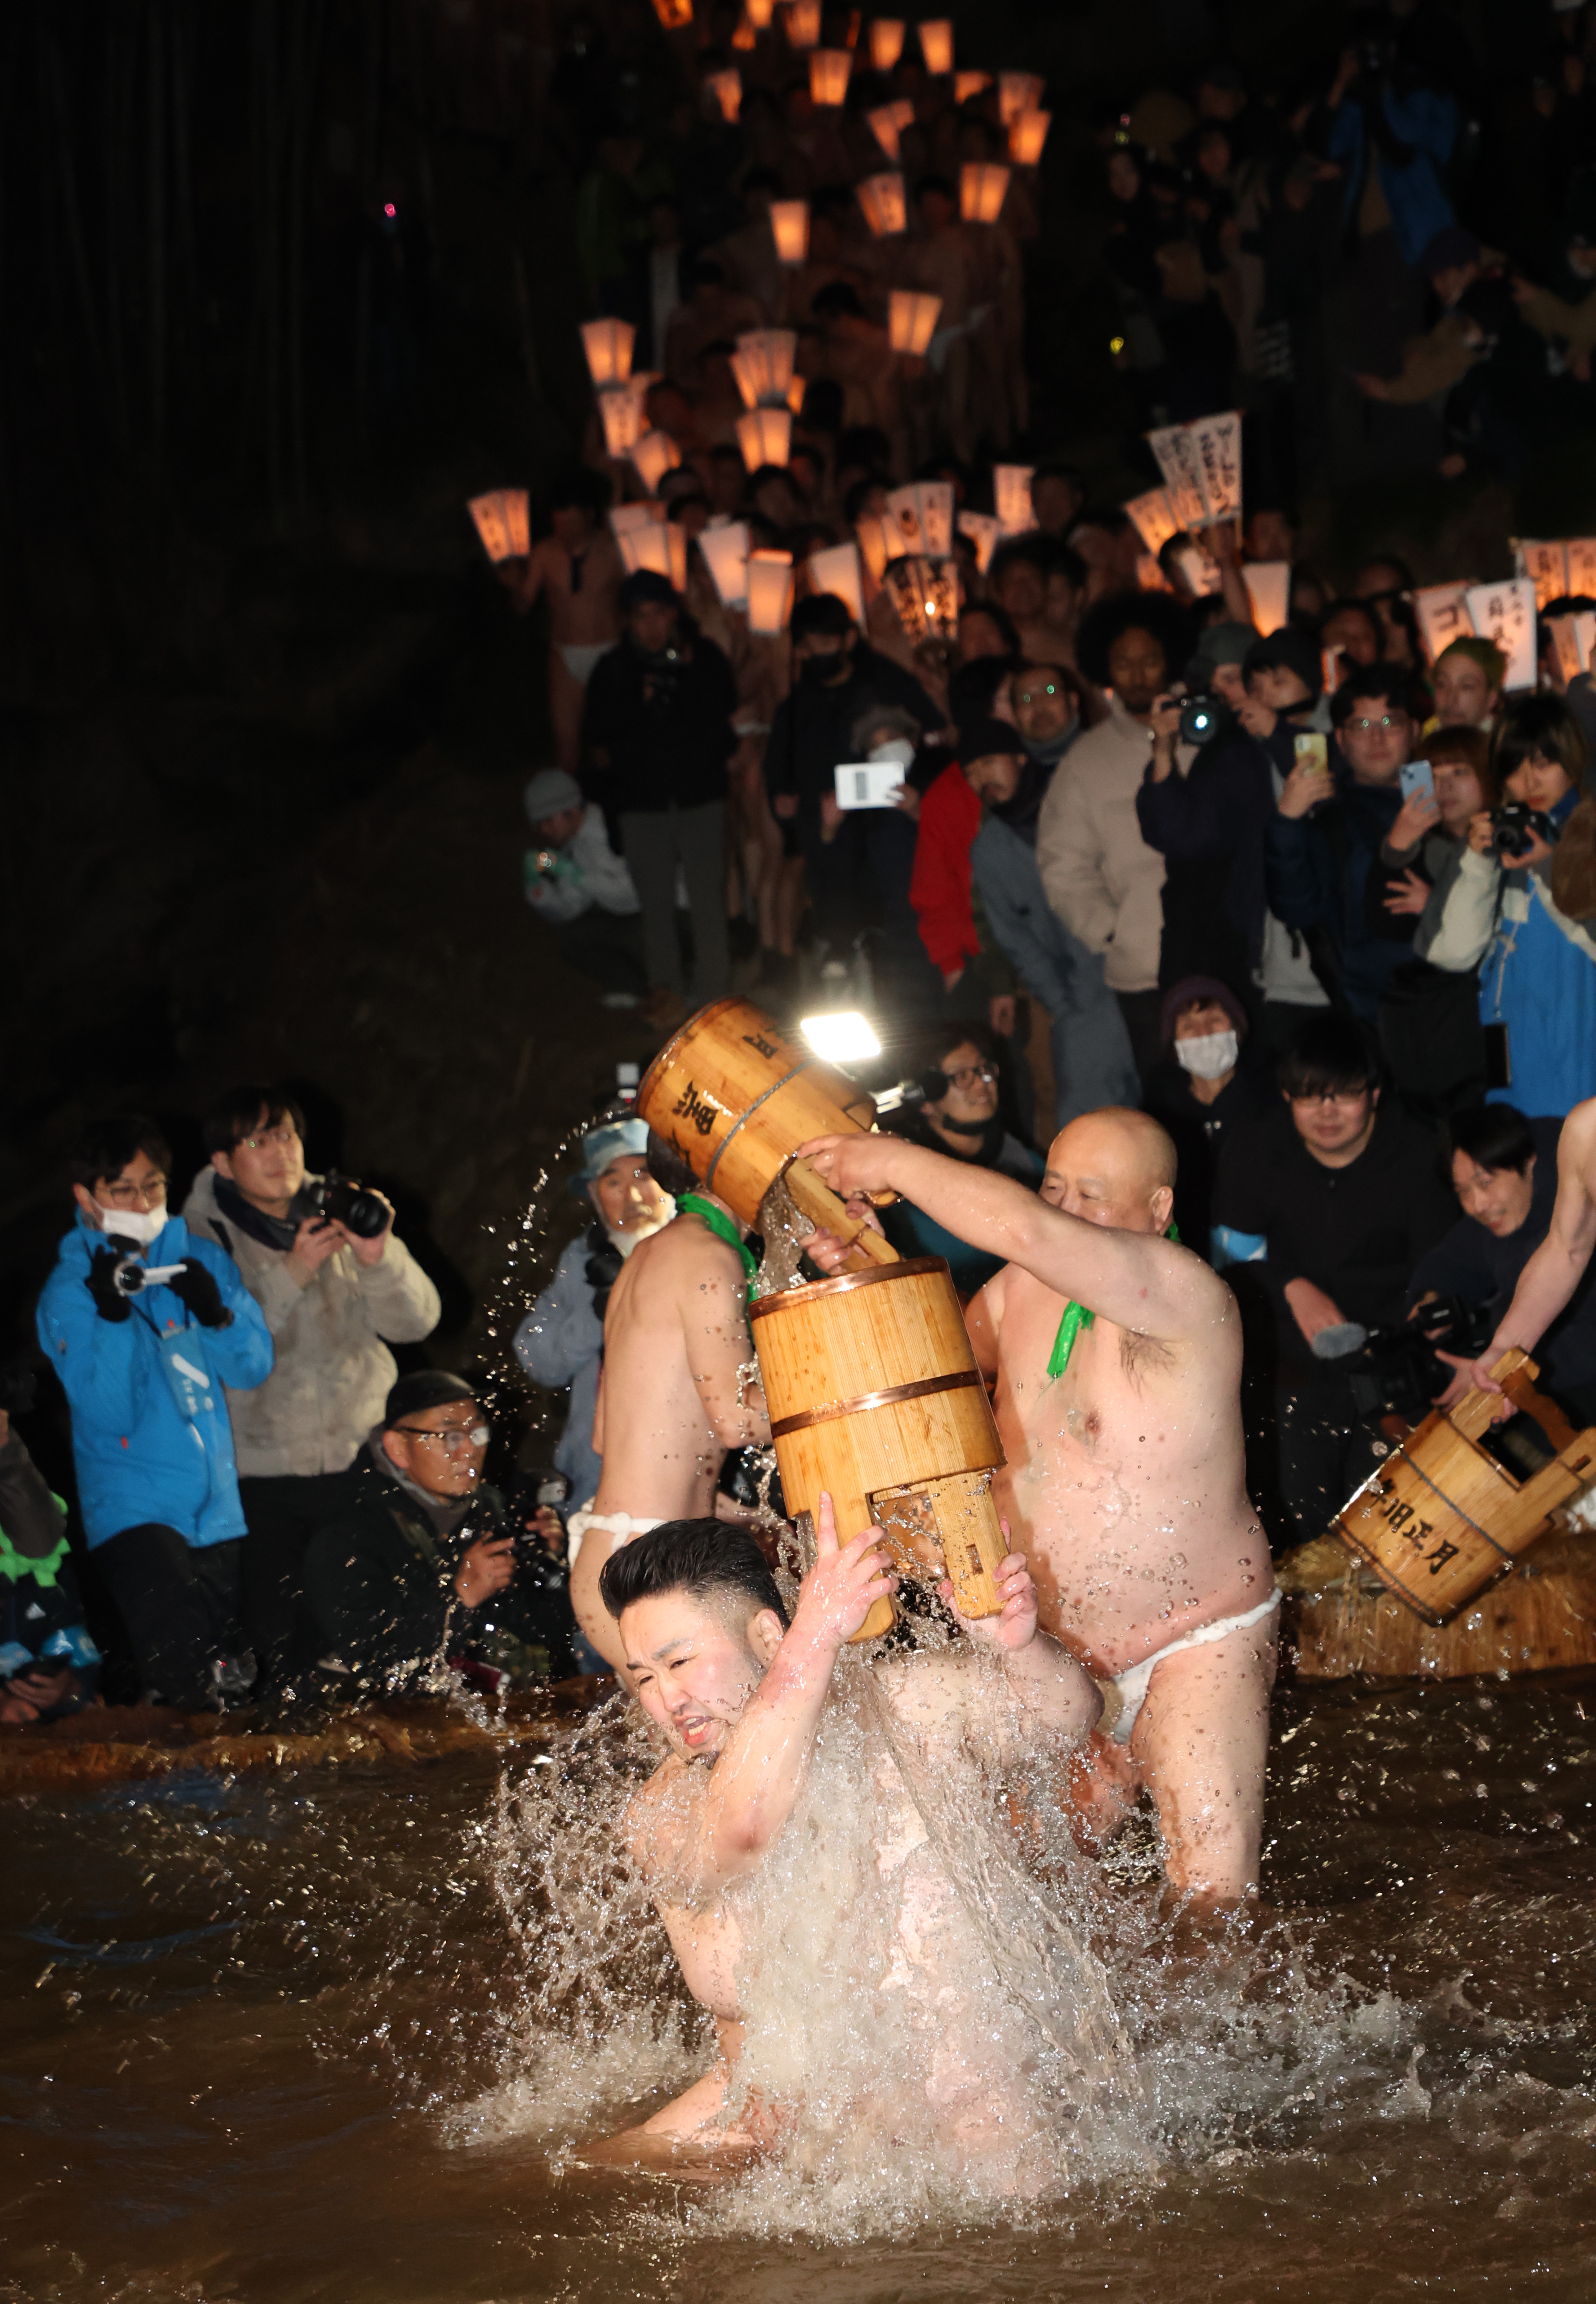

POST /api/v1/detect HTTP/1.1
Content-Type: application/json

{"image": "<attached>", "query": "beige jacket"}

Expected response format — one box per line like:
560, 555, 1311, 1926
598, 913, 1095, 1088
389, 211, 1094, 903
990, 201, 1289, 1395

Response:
183, 1164, 441, 1479
1036, 699, 1169, 994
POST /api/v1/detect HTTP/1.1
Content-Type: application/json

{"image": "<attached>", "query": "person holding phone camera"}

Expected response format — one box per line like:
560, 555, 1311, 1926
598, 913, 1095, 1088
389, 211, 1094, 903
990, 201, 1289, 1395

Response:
183, 1084, 441, 1699
1373, 726, 1497, 1117
1416, 696, 1596, 1118
37, 1113, 273, 1707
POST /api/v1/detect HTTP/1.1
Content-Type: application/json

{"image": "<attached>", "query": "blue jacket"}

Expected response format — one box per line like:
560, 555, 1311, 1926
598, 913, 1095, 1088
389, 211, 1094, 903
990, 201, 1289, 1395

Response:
1328, 85, 1457, 271
1481, 795, 1596, 1121
1264, 767, 1408, 1022
37, 1213, 274, 1549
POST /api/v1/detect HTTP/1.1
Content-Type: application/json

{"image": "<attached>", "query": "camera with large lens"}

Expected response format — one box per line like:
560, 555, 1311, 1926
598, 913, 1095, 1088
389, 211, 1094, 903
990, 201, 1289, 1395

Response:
296, 1171, 389, 1239
1179, 692, 1226, 746
1316, 1293, 1496, 1420
1490, 803, 1557, 860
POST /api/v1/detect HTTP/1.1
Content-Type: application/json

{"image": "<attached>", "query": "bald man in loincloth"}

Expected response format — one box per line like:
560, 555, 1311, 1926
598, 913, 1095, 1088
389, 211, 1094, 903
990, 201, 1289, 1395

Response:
801, 1108, 1278, 1908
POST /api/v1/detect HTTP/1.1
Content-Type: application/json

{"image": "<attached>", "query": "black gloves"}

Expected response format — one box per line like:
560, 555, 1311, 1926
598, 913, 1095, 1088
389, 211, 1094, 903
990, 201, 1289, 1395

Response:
166, 1260, 232, 1329
85, 1248, 133, 1323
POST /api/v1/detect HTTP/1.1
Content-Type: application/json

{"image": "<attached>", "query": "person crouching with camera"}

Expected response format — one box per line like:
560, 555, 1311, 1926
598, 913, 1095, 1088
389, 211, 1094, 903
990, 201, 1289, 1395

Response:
300, 1371, 574, 1699
36, 1114, 273, 1707
182, 1085, 441, 1700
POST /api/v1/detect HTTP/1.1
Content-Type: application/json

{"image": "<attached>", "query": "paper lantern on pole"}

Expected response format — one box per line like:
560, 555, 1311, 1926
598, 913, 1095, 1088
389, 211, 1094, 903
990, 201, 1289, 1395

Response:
581, 317, 635, 387
808, 541, 866, 625
737, 406, 793, 469
997, 71, 1044, 124
630, 429, 682, 492
866, 104, 904, 161
735, 329, 798, 405
732, 11, 757, 47
993, 463, 1035, 535
868, 16, 904, 69
855, 512, 894, 582
467, 490, 530, 562
916, 18, 953, 73
784, 0, 820, 46
705, 69, 743, 121
959, 161, 1010, 222
746, 0, 775, 22
954, 70, 990, 104
651, 0, 693, 24
1242, 561, 1291, 638
769, 199, 811, 265
809, 47, 852, 103
888, 288, 941, 354
915, 479, 953, 558
1008, 108, 1050, 165
597, 386, 645, 458
956, 508, 999, 574
883, 554, 959, 645
747, 550, 795, 633
885, 485, 924, 556
699, 519, 751, 608
857, 172, 907, 236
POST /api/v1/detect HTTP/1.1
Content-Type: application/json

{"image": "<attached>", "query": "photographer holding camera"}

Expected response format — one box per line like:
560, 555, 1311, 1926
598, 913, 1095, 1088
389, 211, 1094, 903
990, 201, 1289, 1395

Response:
37, 1114, 272, 1706
183, 1086, 441, 1697
301, 1371, 574, 1699
1415, 697, 1596, 1119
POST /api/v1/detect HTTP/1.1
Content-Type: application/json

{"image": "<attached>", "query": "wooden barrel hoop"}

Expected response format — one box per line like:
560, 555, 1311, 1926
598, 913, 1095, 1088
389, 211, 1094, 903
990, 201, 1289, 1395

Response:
750, 1255, 945, 1317
1398, 1456, 1512, 1564
703, 1059, 808, 1193
770, 1368, 984, 1438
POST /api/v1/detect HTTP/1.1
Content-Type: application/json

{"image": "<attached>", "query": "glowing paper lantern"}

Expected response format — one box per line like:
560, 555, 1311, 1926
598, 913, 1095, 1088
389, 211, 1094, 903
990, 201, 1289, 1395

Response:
747, 549, 795, 633
959, 161, 1009, 222
769, 200, 810, 265
610, 502, 658, 541
956, 508, 999, 573
888, 288, 941, 354
993, 463, 1035, 535
617, 519, 688, 592
885, 485, 923, 555
705, 69, 743, 121
737, 406, 793, 468
651, 0, 692, 24
630, 429, 682, 492
597, 386, 645, 458
1241, 561, 1290, 637
728, 350, 761, 410
1122, 487, 1179, 556
997, 70, 1044, 125
808, 541, 866, 625
867, 105, 904, 161
1008, 108, 1050, 165
732, 11, 757, 47
699, 519, 751, 608
856, 172, 907, 236
954, 71, 990, 104
855, 513, 894, 582
883, 553, 959, 644
580, 317, 634, 387
809, 47, 852, 103
734, 328, 798, 405
917, 18, 953, 73
787, 372, 806, 414
868, 17, 904, 69
784, 0, 820, 47
467, 489, 530, 562
746, 0, 775, 22
913, 479, 953, 558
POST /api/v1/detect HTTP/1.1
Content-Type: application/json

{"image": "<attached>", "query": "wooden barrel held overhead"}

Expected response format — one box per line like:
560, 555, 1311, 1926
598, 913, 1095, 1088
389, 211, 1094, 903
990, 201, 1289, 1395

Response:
1334, 1348, 1596, 1625
751, 1256, 1009, 1636
635, 997, 897, 1269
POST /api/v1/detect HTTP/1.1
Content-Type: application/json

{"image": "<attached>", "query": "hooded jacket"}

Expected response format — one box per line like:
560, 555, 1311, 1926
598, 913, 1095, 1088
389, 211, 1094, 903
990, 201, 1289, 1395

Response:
36, 1212, 274, 1548
182, 1165, 441, 1480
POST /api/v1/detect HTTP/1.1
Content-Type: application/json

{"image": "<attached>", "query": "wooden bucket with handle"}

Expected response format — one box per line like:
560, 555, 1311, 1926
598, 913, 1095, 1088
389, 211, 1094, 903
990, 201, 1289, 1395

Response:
635, 997, 897, 1272
750, 1257, 1009, 1639
1333, 1348, 1596, 1625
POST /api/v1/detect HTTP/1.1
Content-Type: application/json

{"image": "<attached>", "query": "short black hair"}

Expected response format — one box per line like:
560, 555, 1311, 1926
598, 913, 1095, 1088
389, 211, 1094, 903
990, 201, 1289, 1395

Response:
1320, 597, 1384, 652
1075, 590, 1191, 690
1275, 1015, 1379, 1100
792, 590, 856, 641
646, 1129, 700, 1201
959, 598, 1021, 652
1493, 692, 1590, 791
69, 1113, 174, 1192
599, 1518, 790, 1627
1443, 1103, 1537, 1177
202, 1084, 305, 1161
1330, 659, 1419, 728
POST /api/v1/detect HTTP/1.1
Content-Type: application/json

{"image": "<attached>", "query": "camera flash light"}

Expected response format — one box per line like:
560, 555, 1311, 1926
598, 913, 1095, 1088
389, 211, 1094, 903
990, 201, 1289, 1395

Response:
800, 1011, 881, 1064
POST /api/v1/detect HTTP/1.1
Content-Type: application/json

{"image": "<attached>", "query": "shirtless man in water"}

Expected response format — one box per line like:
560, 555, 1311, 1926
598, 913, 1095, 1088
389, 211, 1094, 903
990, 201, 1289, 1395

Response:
594, 1504, 1102, 2165
801, 1107, 1278, 1907
502, 474, 623, 775
569, 1136, 770, 1670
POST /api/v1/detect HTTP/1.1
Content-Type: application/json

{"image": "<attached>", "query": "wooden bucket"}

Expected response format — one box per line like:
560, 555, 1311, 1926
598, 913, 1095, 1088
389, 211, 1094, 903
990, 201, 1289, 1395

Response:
636, 997, 896, 1269
1333, 1349, 1596, 1625
750, 1256, 1008, 1637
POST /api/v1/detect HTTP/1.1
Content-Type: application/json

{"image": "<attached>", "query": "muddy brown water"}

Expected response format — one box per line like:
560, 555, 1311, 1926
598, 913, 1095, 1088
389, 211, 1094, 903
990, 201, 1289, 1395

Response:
3, 1667, 1594, 2304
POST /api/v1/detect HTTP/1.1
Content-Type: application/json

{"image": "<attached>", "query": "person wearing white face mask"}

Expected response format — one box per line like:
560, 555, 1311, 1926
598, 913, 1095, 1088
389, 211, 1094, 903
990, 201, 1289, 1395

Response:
36, 1113, 273, 1709
1142, 977, 1270, 1263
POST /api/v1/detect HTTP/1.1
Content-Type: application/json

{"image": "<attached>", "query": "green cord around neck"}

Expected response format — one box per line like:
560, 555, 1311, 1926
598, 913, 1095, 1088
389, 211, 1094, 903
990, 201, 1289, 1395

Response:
1046, 1220, 1180, 1381
679, 1192, 759, 1303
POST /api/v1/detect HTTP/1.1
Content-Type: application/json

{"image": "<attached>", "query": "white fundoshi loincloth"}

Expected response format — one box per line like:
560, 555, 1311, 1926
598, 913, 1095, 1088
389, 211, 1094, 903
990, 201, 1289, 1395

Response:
1096, 1589, 1281, 1745
556, 642, 610, 687
565, 1505, 664, 1571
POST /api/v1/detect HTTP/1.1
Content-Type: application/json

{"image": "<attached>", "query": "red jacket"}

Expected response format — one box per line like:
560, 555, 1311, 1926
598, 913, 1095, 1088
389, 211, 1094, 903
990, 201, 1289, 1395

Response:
910, 762, 981, 975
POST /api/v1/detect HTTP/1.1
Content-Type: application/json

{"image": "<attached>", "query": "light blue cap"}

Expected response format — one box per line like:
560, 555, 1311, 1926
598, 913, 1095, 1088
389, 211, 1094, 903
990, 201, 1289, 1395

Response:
570, 1118, 651, 1197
